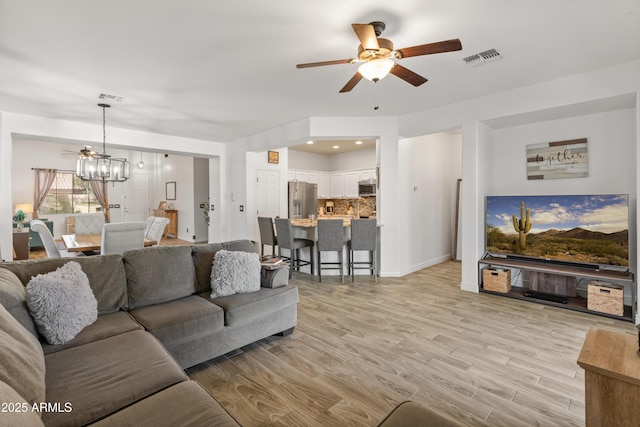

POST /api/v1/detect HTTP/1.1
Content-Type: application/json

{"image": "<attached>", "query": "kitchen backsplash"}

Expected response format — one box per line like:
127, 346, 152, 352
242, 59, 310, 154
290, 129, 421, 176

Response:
317, 197, 376, 217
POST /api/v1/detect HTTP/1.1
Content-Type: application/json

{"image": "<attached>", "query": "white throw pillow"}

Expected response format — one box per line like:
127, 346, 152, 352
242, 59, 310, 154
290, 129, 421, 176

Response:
26, 261, 98, 345
210, 250, 261, 298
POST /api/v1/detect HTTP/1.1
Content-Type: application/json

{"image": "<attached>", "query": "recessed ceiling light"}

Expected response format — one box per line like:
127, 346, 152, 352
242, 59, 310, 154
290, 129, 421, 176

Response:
332, 145, 340, 149
355, 140, 363, 145
306, 140, 314, 144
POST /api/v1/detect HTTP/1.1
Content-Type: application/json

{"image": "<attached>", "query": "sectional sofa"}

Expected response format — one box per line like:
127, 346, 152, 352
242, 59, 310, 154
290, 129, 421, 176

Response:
0, 240, 298, 426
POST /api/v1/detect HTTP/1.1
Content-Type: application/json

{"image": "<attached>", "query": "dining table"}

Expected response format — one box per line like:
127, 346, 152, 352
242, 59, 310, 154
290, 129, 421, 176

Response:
61, 233, 157, 253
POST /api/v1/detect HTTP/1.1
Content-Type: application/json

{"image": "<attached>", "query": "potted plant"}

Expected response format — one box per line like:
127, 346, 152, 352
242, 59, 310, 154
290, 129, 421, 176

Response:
13, 210, 26, 231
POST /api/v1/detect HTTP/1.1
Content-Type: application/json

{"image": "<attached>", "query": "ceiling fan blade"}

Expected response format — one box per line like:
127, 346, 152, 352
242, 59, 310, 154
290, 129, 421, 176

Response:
389, 64, 428, 87
339, 72, 363, 93
352, 24, 379, 51
396, 39, 462, 59
296, 58, 353, 68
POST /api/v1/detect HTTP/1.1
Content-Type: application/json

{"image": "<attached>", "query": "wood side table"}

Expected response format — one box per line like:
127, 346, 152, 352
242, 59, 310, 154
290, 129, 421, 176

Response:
12, 229, 30, 260
577, 328, 640, 427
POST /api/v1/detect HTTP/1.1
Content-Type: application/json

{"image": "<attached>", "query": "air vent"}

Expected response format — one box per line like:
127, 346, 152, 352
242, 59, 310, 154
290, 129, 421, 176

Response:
98, 93, 124, 102
463, 48, 503, 67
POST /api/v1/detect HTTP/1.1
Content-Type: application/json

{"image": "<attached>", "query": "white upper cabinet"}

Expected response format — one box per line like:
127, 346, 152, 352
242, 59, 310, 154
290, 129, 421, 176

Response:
317, 173, 330, 198
330, 173, 345, 198
344, 171, 360, 198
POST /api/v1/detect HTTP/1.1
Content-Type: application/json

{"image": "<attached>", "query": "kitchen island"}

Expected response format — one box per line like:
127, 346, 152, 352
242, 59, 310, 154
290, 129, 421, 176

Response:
288, 216, 378, 278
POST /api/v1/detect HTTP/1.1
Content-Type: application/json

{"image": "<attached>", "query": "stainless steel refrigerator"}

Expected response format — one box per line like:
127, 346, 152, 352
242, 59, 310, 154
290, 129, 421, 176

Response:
288, 181, 317, 218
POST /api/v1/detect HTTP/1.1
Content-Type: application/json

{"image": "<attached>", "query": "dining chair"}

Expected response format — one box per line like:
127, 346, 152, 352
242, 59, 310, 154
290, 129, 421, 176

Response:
30, 219, 78, 258
73, 213, 105, 235
257, 216, 278, 257
100, 222, 146, 255
144, 216, 170, 246
349, 219, 377, 282
317, 219, 347, 283
274, 218, 314, 278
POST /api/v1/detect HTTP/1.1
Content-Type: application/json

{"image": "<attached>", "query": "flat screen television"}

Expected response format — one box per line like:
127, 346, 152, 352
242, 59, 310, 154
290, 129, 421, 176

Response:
485, 194, 629, 269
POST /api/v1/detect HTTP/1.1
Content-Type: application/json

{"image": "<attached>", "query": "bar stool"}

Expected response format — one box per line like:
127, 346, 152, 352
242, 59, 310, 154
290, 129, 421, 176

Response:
257, 216, 278, 257
349, 219, 377, 282
274, 218, 314, 278
317, 219, 346, 283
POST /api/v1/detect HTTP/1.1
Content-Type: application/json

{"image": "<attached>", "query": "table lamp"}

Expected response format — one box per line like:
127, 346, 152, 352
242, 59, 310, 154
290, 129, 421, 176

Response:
15, 203, 34, 220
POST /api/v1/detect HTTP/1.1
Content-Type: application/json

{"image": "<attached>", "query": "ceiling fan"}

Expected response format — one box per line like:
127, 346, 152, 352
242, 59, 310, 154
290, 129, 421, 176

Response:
63, 145, 96, 158
296, 21, 462, 93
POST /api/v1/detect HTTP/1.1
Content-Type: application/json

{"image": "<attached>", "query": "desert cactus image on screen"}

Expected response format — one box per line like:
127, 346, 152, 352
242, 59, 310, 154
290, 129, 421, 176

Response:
512, 201, 532, 248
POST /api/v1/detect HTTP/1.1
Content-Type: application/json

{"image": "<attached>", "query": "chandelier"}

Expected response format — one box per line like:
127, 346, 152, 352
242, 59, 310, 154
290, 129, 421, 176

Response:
76, 103, 130, 183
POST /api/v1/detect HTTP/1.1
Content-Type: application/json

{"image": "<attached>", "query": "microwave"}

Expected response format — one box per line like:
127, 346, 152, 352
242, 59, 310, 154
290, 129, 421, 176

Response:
358, 181, 377, 197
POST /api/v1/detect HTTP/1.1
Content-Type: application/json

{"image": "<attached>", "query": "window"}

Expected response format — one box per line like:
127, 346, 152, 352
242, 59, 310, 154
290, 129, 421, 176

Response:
40, 172, 102, 214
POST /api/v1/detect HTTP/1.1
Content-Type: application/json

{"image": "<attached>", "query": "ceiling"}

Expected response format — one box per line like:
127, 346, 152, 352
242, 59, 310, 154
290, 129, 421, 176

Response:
0, 1, 638, 146
289, 139, 376, 155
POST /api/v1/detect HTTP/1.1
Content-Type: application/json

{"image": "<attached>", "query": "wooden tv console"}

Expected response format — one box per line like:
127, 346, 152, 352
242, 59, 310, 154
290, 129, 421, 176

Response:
478, 255, 635, 322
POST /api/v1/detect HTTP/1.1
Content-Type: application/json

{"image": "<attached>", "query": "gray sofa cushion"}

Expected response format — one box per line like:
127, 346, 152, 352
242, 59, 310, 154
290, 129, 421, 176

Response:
42, 311, 143, 355
1, 255, 128, 315
124, 246, 196, 309
191, 243, 224, 293
222, 239, 260, 254
0, 304, 46, 408
89, 381, 240, 427
129, 296, 224, 345
191, 241, 258, 294
43, 330, 187, 427
25, 261, 98, 345
201, 285, 299, 326
0, 267, 39, 337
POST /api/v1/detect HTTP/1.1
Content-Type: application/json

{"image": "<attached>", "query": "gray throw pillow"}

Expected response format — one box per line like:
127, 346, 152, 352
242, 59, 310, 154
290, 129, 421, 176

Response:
210, 250, 261, 298
26, 261, 98, 345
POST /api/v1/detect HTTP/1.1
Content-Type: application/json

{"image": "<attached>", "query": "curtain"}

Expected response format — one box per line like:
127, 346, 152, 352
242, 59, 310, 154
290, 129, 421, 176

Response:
32, 169, 57, 219
90, 181, 110, 223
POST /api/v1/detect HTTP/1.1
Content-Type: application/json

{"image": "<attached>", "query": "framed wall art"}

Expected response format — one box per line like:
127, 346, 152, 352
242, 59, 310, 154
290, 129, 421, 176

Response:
526, 138, 588, 180
268, 151, 279, 164
166, 181, 176, 200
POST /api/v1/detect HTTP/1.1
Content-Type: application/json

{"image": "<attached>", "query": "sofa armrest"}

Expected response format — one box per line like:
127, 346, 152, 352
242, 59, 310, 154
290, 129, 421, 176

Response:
260, 267, 289, 289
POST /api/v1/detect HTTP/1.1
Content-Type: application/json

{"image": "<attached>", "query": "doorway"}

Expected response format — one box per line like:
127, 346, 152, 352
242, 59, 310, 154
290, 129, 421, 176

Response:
256, 169, 280, 217
123, 175, 150, 221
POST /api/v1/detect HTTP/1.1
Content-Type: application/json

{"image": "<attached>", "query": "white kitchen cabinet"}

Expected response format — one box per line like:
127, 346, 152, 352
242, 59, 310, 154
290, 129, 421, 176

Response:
359, 169, 376, 182
344, 171, 360, 198
287, 171, 295, 181
330, 173, 345, 198
308, 172, 318, 184
295, 171, 309, 182
317, 173, 330, 198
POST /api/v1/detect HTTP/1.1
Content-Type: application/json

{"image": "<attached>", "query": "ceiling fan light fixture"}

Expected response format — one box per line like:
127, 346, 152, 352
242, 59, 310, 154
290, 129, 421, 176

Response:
358, 58, 395, 82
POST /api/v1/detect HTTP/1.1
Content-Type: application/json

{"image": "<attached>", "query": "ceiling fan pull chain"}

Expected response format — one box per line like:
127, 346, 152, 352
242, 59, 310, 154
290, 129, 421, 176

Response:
374, 81, 380, 110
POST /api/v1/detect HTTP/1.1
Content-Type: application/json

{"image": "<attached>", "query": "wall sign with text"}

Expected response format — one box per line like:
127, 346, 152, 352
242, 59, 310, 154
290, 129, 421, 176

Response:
526, 138, 588, 180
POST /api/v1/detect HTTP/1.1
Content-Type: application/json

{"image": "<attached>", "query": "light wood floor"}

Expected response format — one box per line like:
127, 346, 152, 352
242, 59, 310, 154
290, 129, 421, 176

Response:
187, 262, 636, 427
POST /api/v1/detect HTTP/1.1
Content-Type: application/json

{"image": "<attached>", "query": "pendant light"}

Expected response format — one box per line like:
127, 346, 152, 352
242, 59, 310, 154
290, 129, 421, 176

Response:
76, 103, 130, 183
137, 152, 145, 169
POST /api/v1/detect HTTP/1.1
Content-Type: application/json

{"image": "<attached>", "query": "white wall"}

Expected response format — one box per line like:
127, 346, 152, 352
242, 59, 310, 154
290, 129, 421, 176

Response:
398, 132, 462, 274
287, 150, 332, 171
482, 108, 637, 280
288, 148, 376, 172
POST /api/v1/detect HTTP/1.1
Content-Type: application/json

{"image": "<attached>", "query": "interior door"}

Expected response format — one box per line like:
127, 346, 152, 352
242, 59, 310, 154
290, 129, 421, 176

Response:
123, 175, 150, 221
257, 169, 279, 216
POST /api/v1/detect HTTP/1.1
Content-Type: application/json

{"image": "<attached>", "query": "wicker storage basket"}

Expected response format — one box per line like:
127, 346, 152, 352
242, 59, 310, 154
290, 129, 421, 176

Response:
483, 267, 511, 293
587, 281, 623, 316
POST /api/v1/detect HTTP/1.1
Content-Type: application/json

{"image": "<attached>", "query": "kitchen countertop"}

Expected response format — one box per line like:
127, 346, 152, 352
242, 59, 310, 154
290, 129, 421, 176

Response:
290, 215, 376, 228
